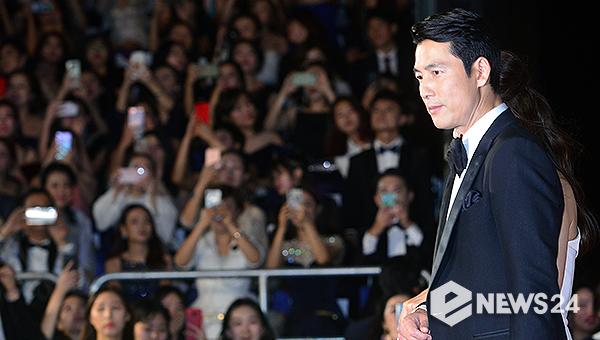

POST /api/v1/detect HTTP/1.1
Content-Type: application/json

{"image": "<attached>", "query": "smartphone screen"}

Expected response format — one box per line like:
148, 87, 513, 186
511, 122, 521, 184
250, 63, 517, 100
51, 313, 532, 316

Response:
55, 131, 73, 160
129, 50, 151, 66
127, 106, 146, 139
25, 206, 58, 226
65, 59, 81, 79
286, 188, 304, 210
185, 307, 203, 340
56, 101, 79, 118
292, 72, 316, 87
118, 167, 146, 185
194, 102, 210, 125
204, 189, 222, 208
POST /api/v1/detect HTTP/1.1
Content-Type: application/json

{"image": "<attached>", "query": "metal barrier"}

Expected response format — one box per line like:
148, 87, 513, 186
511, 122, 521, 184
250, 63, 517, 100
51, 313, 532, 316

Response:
89, 267, 381, 311
16, 271, 58, 283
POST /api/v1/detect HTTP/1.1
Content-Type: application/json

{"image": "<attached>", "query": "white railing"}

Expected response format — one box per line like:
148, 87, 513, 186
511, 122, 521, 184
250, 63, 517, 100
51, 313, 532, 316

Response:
89, 267, 382, 311
16, 271, 58, 283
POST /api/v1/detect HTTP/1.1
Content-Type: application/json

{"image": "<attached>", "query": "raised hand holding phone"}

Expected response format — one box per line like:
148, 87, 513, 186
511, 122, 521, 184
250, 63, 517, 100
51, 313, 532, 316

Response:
194, 102, 210, 125
185, 307, 204, 340
127, 106, 145, 140
54, 130, 73, 160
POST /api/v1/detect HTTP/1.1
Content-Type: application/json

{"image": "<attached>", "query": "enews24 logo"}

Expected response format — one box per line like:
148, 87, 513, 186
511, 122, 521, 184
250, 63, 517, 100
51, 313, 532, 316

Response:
430, 281, 579, 326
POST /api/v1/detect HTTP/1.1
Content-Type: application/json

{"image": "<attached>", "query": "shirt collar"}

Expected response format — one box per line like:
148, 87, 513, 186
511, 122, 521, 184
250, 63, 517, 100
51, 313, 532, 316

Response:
376, 49, 397, 59
374, 136, 403, 150
460, 103, 508, 162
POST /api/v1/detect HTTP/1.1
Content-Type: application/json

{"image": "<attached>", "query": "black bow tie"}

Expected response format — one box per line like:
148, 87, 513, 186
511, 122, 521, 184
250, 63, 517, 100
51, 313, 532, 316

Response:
447, 136, 467, 177
377, 144, 400, 155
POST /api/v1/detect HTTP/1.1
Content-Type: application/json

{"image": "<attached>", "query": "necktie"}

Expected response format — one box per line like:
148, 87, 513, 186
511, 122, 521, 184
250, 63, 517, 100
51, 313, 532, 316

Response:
384, 55, 393, 75
447, 136, 467, 177
377, 144, 400, 154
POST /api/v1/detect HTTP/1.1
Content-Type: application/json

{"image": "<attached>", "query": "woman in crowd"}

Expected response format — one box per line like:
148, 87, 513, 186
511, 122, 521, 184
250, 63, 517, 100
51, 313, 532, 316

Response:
265, 186, 345, 337
323, 96, 372, 178
5, 70, 46, 166
132, 300, 171, 340
156, 285, 187, 340
104, 204, 172, 303
265, 61, 336, 160
230, 38, 272, 118
80, 287, 134, 340
219, 298, 276, 340
174, 184, 266, 339
41, 261, 87, 340
569, 285, 600, 340
213, 89, 282, 179
93, 152, 178, 249
31, 31, 68, 102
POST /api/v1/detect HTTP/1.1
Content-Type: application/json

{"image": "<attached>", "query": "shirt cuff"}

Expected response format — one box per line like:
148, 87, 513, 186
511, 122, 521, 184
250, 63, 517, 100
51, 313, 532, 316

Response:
362, 232, 378, 255
405, 223, 424, 246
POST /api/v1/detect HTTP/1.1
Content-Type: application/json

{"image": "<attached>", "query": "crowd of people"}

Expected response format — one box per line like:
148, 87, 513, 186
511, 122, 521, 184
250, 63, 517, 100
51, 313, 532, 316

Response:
0, 0, 598, 339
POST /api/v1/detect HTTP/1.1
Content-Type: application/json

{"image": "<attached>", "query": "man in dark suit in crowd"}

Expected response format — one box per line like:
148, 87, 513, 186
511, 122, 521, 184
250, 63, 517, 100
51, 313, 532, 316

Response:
348, 10, 415, 97
399, 8, 565, 340
342, 90, 433, 265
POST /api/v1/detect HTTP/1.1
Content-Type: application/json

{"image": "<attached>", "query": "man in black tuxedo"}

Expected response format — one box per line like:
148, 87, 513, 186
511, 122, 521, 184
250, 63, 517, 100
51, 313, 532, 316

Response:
399, 9, 565, 340
342, 91, 433, 265
349, 10, 415, 97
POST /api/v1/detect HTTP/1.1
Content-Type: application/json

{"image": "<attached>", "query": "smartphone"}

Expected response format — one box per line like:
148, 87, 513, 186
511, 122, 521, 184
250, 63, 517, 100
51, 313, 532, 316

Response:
381, 192, 398, 207
129, 50, 151, 66
185, 307, 203, 340
56, 101, 79, 118
204, 147, 221, 168
194, 101, 210, 124
204, 189, 222, 208
127, 106, 146, 140
54, 131, 73, 160
292, 72, 316, 87
118, 167, 146, 185
286, 188, 304, 210
62, 251, 78, 270
0, 77, 6, 97
65, 59, 81, 79
197, 61, 219, 79
31, 1, 54, 14
25, 206, 58, 226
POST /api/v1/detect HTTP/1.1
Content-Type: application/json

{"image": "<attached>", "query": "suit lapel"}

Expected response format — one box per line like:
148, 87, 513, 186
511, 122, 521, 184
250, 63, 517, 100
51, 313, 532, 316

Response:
430, 110, 516, 284
432, 173, 454, 261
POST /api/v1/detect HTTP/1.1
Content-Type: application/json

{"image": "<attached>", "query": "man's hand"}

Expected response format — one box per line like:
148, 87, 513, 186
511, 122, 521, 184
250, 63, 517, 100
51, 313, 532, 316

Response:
398, 308, 431, 340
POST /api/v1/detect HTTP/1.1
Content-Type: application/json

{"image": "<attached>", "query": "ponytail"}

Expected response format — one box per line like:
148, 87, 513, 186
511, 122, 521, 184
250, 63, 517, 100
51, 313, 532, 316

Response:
499, 50, 598, 253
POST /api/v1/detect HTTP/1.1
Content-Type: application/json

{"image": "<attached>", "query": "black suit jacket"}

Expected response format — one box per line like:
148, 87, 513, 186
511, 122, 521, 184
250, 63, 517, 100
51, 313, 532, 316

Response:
342, 142, 434, 259
348, 47, 415, 96
427, 110, 566, 339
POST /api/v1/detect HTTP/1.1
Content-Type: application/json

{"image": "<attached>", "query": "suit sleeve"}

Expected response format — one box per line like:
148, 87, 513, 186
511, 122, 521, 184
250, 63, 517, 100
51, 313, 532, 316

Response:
488, 135, 565, 339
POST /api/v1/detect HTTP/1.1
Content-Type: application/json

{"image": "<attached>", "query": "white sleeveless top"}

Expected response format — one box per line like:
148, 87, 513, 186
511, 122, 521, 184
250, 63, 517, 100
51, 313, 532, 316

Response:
561, 229, 581, 340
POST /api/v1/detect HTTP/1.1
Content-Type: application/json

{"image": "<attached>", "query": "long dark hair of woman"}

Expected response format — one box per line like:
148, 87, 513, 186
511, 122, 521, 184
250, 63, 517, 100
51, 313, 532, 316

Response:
80, 286, 134, 340
108, 204, 168, 269
499, 50, 598, 253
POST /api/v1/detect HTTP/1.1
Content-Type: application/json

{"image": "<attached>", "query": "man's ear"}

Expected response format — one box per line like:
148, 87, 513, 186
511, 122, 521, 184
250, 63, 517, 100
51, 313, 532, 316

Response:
472, 56, 492, 88
408, 191, 415, 204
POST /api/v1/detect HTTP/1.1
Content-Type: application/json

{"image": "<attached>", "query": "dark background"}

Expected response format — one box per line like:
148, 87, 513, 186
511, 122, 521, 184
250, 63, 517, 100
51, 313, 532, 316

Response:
433, 0, 598, 285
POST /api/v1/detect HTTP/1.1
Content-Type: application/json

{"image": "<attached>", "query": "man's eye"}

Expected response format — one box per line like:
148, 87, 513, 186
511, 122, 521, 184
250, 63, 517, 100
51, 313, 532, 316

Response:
433, 70, 442, 76
415, 74, 423, 80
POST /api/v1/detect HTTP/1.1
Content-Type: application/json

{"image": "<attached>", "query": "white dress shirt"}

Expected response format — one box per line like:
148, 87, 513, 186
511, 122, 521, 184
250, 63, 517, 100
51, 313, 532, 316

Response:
446, 103, 508, 220
362, 223, 423, 257
376, 49, 398, 75
374, 137, 404, 173
335, 139, 368, 178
